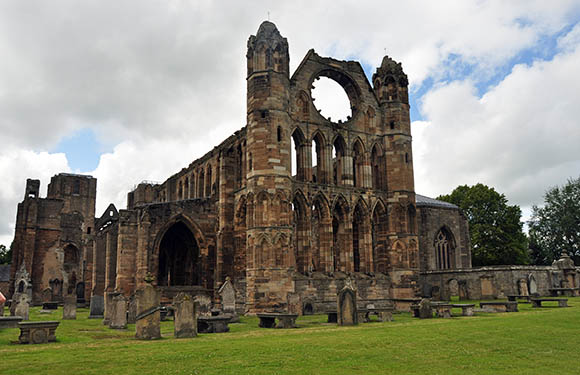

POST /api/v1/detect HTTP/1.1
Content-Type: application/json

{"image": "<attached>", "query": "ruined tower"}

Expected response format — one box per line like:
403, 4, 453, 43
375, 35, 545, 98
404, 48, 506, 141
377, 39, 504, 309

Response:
244, 21, 294, 311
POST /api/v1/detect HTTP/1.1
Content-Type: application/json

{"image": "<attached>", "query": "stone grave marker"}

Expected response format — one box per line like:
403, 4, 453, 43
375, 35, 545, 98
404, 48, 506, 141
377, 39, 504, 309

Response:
135, 282, 161, 340
337, 279, 357, 326
63, 295, 77, 320
173, 292, 196, 338
194, 294, 212, 317
127, 295, 137, 324
103, 292, 117, 325
218, 277, 236, 314
109, 294, 127, 329
287, 293, 302, 315
528, 274, 538, 296
518, 279, 529, 296
14, 294, 30, 321
89, 295, 104, 319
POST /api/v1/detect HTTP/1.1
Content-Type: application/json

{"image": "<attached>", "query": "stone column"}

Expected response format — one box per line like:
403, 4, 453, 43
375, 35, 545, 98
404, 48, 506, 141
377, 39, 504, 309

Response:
135, 283, 161, 340
173, 293, 196, 338
63, 295, 77, 320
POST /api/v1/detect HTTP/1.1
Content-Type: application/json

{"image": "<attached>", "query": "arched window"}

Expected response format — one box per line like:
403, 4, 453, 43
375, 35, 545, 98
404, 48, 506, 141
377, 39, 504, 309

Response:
435, 228, 455, 270
371, 145, 386, 190
277, 127, 282, 143
312, 133, 326, 183
333, 136, 346, 186
291, 129, 307, 181
352, 140, 365, 188
206, 166, 212, 197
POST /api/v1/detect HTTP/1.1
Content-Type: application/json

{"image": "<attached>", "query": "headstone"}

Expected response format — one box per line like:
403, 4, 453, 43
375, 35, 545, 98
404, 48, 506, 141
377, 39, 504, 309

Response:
218, 277, 236, 314
63, 295, 77, 320
194, 294, 212, 317
127, 295, 137, 324
458, 281, 468, 300
173, 292, 196, 338
109, 294, 127, 329
448, 279, 459, 297
528, 274, 538, 296
103, 292, 117, 325
518, 279, 529, 296
89, 295, 104, 318
135, 284, 161, 340
480, 276, 494, 297
337, 278, 357, 326
287, 293, 302, 316
41, 288, 53, 303
14, 294, 30, 321
418, 298, 433, 319
10, 293, 20, 316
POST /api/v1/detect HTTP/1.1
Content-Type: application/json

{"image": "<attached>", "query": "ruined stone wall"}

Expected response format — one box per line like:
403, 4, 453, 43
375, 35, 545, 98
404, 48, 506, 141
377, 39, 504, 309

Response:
421, 265, 579, 300
417, 203, 472, 272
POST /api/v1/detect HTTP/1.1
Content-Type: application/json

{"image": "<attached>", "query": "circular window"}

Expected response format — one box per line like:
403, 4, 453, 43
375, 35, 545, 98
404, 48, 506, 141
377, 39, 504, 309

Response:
311, 77, 352, 123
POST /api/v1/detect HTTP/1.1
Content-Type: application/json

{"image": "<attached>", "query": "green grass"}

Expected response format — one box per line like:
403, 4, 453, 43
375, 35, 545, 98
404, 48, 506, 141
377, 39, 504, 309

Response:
1, 298, 580, 375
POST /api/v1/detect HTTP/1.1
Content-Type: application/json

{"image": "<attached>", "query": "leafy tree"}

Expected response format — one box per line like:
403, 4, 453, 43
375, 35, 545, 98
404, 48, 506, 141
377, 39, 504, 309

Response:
0, 244, 11, 264
528, 177, 580, 265
438, 184, 529, 266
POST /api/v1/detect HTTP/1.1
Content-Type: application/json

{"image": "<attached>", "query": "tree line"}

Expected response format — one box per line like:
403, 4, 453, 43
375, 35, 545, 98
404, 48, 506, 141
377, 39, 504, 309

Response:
438, 177, 580, 266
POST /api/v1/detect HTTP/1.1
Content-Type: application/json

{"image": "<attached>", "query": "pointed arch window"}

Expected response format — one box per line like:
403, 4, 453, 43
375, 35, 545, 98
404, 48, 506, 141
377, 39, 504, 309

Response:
435, 229, 455, 270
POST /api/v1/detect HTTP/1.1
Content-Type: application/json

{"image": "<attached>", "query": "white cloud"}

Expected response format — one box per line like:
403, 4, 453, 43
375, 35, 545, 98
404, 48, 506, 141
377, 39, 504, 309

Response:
414, 28, 580, 210
0, 0, 579, 243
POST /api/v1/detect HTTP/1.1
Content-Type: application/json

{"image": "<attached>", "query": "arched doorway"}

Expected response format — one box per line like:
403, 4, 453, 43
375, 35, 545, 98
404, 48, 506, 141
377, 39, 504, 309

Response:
158, 222, 201, 286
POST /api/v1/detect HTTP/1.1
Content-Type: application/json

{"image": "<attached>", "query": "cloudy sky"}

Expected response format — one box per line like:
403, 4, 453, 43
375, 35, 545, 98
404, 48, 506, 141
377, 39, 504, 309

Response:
1, 0, 580, 246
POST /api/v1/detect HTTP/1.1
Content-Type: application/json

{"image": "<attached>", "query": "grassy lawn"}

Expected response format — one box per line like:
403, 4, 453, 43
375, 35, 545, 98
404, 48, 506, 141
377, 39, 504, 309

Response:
1, 298, 579, 375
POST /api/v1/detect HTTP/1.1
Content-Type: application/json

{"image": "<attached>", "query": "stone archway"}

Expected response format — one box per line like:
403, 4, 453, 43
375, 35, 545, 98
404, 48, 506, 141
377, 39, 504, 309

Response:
158, 222, 201, 287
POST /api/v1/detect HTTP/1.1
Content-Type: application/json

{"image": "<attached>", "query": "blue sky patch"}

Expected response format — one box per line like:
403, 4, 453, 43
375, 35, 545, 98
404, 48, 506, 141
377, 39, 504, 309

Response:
53, 128, 104, 172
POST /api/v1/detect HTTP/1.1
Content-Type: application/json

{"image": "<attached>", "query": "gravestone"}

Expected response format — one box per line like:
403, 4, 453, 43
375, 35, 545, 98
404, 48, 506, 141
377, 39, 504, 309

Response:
89, 295, 104, 318
41, 288, 53, 303
417, 298, 433, 319
287, 293, 302, 316
103, 292, 117, 325
109, 294, 127, 329
518, 279, 529, 296
127, 295, 137, 324
135, 283, 161, 340
63, 295, 77, 320
458, 280, 468, 300
448, 279, 459, 298
14, 294, 30, 321
218, 277, 236, 314
173, 292, 196, 338
194, 294, 212, 317
337, 279, 357, 326
480, 276, 494, 298
528, 274, 538, 296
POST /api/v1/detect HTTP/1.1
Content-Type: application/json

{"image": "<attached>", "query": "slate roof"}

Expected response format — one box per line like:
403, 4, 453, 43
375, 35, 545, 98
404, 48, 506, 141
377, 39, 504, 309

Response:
0, 264, 10, 282
416, 194, 458, 209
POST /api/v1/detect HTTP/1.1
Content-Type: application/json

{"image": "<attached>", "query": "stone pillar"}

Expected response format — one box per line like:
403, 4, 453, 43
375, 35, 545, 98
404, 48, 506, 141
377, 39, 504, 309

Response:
63, 295, 77, 320
135, 283, 161, 340
109, 294, 127, 329
173, 293, 196, 338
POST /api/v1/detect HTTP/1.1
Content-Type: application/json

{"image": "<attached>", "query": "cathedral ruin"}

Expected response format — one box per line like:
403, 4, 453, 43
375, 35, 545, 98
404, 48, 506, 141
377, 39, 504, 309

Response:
9, 21, 477, 313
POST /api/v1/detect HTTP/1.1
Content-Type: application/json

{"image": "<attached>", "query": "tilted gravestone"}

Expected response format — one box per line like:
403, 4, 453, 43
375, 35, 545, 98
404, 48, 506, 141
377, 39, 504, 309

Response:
337, 279, 357, 326
135, 284, 161, 340
63, 295, 77, 320
14, 294, 30, 321
173, 292, 197, 338
109, 294, 127, 329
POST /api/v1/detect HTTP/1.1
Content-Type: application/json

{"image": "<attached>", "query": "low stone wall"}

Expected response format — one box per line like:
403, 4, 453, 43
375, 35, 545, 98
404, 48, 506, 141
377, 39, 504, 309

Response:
421, 264, 579, 300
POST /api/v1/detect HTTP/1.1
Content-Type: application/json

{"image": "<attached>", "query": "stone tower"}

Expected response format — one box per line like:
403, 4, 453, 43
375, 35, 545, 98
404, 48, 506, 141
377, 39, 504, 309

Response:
245, 21, 294, 311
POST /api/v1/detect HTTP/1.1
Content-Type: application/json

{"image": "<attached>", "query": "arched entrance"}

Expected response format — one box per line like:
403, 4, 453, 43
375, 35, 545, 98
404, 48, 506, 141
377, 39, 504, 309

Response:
158, 222, 201, 286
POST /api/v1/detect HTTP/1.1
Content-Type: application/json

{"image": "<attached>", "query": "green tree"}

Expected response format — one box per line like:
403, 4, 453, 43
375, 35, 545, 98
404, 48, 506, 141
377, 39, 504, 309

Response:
528, 177, 580, 265
0, 244, 11, 264
437, 183, 529, 266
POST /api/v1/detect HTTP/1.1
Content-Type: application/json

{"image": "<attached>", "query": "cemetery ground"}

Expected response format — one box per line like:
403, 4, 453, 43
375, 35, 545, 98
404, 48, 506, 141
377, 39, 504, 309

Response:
1, 298, 579, 375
